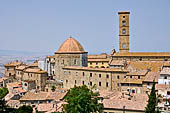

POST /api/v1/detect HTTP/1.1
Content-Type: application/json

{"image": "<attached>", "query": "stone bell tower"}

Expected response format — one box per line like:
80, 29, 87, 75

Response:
118, 11, 130, 53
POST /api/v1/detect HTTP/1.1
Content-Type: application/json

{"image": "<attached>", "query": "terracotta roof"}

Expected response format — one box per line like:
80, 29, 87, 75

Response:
20, 91, 48, 101
37, 103, 56, 112
56, 37, 87, 54
0, 76, 8, 82
88, 54, 108, 59
144, 72, 160, 82
20, 90, 67, 101
102, 91, 148, 111
160, 67, 170, 75
113, 52, 170, 57
24, 68, 47, 74
16, 65, 27, 70
4, 61, 23, 67
47, 55, 55, 58
127, 70, 148, 76
63, 66, 128, 73
121, 79, 143, 84
109, 60, 124, 66
88, 59, 110, 62
29, 61, 38, 67
127, 61, 163, 72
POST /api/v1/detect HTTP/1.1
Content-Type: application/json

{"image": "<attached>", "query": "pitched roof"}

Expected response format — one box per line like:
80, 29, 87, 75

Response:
144, 72, 160, 82
113, 52, 170, 57
101, 91, 148, 111
4, 61, 23, 67
24, 68, 47, 74
20, 90, 67, 101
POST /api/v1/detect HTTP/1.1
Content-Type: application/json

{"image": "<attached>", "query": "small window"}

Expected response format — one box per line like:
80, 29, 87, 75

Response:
132, 89, 135, 93
62, 60, 64, 64
117, 75, 120, 79
124, 76, 126, 78
99, 74, 101, 78
130, 76, 132, 79
123, 16, 125, 18
138, 76, 140, 79
90, 73, 92, 77
164, 76, 167, 79
96, 62, 98, 65
90, 62, 92, 65
122, 43, 126, 49
99, 82, 101, 86
75, 80, 77, 84
106, 82, 109, 87
82, 72, 85, 76
102, 62, 104, 65
117, 83, 120, 88
82, 81, 84, 85
122, 29, 126, 34
9, 73, 11, 76
122, 21, 126, 26
74, 59, 77, 64
66, 80, 68, 83
106, 74, 109, 78
90, 82, 92, 86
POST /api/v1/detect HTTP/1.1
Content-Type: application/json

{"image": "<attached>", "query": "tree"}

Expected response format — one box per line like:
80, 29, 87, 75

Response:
16, 105, 33, 113
145, 83, 160, 113
0, 87, 9, 112
63, 85, 103, 113
0, 87, 9, 99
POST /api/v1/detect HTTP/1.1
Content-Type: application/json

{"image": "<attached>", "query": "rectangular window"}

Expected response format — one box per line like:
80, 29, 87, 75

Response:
90, 82, 92, 86
90, 62, 92, 65
75, 80, 77, 84
90, 73, 92, 77
106, 82, 109, 87
130, 76, 132, 79
106, 74, 109, 78
138, 76, 140, 79
117, 75, 119, 79
99, 82, 101, 86
96, 62, 98, 65
82, 72, 85, 76
82, 81, 84, 85
99, 74, 101, 78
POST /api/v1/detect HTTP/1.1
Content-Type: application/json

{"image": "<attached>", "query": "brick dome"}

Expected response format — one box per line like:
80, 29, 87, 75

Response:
56, 37, 87, 54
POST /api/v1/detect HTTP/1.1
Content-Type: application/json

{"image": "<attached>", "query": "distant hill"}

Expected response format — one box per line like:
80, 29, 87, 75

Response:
0, 49, 52, 56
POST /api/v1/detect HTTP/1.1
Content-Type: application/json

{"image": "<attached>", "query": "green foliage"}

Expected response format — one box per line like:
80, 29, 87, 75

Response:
63, 85, 103, 113
145, 83, 160, 113
16, 105, 33, 113
51, 85, 56, 92
0, 87, 9, 99
0, 87, 9, 112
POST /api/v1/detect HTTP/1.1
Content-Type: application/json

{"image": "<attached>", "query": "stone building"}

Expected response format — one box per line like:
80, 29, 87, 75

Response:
62, 66, 127, 91
111, 11, 170, 61
54, 37, 88, 80
88, 53, 110, 68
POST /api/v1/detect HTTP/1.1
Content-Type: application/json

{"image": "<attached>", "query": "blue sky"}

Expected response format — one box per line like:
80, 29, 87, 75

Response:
0, 0, 170, 54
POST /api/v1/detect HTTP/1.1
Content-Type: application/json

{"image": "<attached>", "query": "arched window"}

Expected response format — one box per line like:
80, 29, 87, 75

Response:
122, 43, 126, 49
122, 29, 126, 34
122, 21, 126, 26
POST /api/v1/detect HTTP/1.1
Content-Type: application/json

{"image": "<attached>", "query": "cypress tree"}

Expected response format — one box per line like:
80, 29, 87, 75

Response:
145, 83, 160, 113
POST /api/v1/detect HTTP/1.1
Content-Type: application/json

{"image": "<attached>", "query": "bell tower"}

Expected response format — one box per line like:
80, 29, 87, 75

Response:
118, 11, 130, 53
